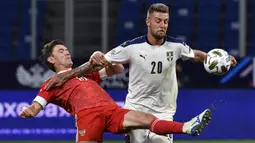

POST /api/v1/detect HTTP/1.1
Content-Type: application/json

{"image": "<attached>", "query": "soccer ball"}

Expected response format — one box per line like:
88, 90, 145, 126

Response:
203, 48, 231, 75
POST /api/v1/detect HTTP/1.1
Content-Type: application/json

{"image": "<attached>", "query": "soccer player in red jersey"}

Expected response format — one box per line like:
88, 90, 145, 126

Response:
20, 40, 212, 143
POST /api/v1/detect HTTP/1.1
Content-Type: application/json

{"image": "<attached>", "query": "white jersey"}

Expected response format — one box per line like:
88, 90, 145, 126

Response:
105, 35, 194, 119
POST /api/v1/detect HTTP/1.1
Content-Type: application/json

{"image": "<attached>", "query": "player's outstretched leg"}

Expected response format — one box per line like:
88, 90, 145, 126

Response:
182, 109, 212, 136
122, 108, 211, 136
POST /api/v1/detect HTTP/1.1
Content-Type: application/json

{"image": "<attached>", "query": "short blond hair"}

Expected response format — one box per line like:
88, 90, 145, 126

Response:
147, 3, 169, 18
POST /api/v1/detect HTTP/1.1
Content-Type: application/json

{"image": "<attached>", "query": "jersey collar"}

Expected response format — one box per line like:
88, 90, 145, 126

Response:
57, 68, 72, 74
145, 35, 166, 46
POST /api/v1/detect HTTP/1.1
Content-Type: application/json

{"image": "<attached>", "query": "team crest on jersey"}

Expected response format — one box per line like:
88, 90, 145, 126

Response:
166, 51, 174, 61
79, 129, 86, 136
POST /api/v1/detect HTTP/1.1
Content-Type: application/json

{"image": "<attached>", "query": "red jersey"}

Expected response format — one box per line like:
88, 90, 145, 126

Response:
35, 71, 117, 116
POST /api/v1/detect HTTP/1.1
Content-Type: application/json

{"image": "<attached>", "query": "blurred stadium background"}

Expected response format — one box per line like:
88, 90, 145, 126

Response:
0, 0, 255, 143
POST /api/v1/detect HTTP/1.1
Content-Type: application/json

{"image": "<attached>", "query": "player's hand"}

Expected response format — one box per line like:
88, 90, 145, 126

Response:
20, 106, 35, 118
230, 55, 237, 66
45, 72, 69, 90
90, 51, 109, 66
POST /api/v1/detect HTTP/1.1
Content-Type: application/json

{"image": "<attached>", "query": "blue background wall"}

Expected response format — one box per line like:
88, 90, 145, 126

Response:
0, 89, 254, 140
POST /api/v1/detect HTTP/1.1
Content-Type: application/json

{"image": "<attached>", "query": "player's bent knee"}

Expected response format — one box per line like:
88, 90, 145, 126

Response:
123, 110, 156, 129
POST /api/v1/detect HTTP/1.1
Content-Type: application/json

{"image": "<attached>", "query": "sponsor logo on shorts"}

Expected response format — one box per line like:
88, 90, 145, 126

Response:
78, 129, 86, 136
167, 134, 173, 141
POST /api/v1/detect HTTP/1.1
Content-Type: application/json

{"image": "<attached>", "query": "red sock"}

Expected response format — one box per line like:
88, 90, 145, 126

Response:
149, 118, 184, 135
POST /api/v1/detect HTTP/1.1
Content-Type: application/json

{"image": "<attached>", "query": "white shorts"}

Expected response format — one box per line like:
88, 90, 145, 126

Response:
124, 100, 174, 143
126, 129, 173, 143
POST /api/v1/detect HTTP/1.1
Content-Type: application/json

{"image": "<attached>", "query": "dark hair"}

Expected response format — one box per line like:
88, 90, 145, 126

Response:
147, 3, 169, 18
40, 39, 65, 72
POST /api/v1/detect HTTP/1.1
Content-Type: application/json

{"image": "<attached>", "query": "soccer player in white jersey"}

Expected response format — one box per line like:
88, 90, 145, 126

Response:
90, 3, 237, 143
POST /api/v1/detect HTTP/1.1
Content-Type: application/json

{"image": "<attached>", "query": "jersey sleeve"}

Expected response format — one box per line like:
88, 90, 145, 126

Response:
104, 42, 132, 64
33, 82, 53, 108
180, 42, 195, 60
85, 71, 102, 83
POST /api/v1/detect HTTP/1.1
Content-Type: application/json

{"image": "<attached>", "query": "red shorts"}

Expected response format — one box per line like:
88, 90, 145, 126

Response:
75, 105, 130, 142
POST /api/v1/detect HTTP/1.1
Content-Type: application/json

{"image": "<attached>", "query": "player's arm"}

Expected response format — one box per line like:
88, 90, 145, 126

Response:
90, 41, 131, 65
181, 43, 237, 66
20, 85, 52, 118
85, 63, 124, 83
20, 101, 42, 118
90, 51, 124, 77
178, 41, 206, 63
192, 49, 207, 63
104, 45, 131, 64
45, 60, 124, 90
45, 44, 131, 90
45, 59, 124, 90
100, 63, 124, 78
192, 49, 237, 66
59, 45, 129, 78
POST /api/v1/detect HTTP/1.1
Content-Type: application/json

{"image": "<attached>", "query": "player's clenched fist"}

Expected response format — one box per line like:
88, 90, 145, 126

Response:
90, 51, 109, 66
20, 106, 35, 118
230, 55, 237, 66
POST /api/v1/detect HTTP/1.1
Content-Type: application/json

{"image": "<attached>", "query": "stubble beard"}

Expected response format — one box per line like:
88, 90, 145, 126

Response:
152, 31, 166, 40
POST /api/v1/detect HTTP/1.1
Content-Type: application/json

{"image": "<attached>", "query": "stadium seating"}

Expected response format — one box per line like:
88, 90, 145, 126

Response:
16, 0, 31, 59
114, 0, 251, 57
115, 0, 143, 45
146, 0, 170, 9
248, 0, 255, 56
169, 0, 194, 45
223, 0, 239, 55
0, 0, 45, 60
16, 0, 46, 59
36, 0, 46, 56
195, 0, 221, 51
0, 1, 18, 60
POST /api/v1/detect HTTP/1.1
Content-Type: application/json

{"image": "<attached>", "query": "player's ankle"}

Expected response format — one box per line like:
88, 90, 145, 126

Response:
149, 119, 184, 135
182, 121, 191, 134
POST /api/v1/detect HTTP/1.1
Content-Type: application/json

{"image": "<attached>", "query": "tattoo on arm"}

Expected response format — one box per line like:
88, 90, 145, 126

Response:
63, 62, 103, 80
